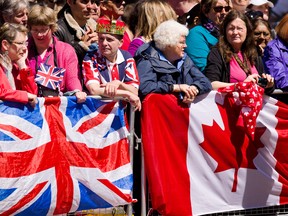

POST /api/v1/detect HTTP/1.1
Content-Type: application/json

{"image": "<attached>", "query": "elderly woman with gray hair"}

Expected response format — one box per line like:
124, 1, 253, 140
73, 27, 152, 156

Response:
0, 0, 29, 27
135, 19, 211, 104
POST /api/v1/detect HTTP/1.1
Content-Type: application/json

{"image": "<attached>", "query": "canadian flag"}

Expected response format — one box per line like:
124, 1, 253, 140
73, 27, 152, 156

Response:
141, 89, 288, 216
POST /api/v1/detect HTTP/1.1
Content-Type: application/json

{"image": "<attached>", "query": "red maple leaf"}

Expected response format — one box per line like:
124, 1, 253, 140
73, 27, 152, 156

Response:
199, 97, 265, 192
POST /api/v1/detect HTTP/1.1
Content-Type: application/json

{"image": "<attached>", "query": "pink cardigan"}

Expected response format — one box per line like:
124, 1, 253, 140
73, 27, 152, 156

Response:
27, 36, 82, 93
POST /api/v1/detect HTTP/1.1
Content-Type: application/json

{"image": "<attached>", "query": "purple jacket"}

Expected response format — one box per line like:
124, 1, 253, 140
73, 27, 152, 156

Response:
128, 37, 145, 57
263, 37, 288, 90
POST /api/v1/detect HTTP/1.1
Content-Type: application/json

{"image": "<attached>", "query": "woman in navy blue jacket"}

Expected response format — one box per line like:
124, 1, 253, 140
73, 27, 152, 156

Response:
135, 20, 212, 104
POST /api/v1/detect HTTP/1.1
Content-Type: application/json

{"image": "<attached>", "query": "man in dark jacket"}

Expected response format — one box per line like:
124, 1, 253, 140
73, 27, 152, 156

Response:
54, 0, 98, 67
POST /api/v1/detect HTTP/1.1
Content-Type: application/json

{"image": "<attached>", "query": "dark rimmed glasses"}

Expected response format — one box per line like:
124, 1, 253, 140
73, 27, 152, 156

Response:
213, 6, 231, 13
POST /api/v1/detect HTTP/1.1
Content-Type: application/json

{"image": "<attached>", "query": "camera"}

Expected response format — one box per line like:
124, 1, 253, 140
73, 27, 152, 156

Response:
258, 77, 268, 87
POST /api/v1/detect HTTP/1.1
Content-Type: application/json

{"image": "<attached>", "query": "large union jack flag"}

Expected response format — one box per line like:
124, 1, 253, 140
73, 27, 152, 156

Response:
35, 63, 65, 90
0, 97, 134, 215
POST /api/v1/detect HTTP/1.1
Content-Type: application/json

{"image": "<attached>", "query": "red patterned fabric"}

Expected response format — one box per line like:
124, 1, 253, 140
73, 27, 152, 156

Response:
111, 63, 119, 81
218, 82, 264, 140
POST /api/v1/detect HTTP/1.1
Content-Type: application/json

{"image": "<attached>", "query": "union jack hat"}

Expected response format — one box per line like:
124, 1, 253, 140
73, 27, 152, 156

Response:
96, 18, 125, 35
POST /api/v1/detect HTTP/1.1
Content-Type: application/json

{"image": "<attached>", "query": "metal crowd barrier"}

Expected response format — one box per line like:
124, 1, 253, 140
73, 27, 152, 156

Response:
64, 96, 136, 216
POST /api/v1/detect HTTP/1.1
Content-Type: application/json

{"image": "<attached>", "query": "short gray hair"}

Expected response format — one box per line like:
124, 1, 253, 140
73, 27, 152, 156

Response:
0, 0, 29, 25
153, 20, 189, 51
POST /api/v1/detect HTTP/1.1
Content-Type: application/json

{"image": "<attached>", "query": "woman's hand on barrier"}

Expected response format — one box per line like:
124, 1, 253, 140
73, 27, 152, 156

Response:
75, 91, 87, 103
179, 84, 199, 103
27, 93, 38, 108
187, 85, 199, 96
182, 95, 195, 104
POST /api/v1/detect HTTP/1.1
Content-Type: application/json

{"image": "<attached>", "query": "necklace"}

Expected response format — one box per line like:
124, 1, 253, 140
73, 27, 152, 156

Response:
233, 52, 251, 76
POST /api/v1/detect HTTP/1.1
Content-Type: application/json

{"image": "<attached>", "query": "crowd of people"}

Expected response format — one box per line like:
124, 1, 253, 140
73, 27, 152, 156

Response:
0, 0, 287, 214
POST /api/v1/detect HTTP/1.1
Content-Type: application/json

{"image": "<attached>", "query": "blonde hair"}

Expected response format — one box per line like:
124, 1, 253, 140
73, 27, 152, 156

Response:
134, 0, 177, 41
275, 14, 288, 43
28, 4, 58, 33
0, 22, 28, 45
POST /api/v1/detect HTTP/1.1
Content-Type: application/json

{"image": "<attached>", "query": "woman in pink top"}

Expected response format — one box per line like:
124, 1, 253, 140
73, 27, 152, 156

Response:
27, 4, 87, 103
204, 10, 274, 92
0, 23, 37, 106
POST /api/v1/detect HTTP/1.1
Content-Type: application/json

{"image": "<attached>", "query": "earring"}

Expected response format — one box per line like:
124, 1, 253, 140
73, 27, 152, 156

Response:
4, 50, 8, 56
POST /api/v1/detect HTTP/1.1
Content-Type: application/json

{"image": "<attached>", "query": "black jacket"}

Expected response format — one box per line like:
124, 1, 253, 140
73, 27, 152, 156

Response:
54, 9, 97, 65
205, 46, 274, 93
205, 46, 265, 82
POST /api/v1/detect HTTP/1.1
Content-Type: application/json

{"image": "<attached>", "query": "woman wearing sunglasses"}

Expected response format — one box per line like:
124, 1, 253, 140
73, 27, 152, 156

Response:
99, 0, 132, 51
185, 0, 231, 72
0, 23, 37, 106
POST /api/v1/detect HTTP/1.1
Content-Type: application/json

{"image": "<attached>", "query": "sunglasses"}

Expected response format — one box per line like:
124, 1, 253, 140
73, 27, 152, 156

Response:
245, 10, 263, 20
213, 6, 231, 13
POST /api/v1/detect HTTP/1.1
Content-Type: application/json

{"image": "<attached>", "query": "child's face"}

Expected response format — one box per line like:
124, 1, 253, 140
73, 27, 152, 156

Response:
98, 33, 123, 62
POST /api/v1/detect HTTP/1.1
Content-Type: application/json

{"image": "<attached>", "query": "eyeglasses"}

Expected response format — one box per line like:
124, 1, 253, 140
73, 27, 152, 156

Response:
254, 31, 270, 38
30, 28, 50, 35
213, 6, 231, 13
11, 41, 28, 47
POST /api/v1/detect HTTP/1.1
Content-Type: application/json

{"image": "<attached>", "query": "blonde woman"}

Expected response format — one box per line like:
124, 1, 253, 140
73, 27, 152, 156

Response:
127, 0, 177, 56
27, 4, 87, 102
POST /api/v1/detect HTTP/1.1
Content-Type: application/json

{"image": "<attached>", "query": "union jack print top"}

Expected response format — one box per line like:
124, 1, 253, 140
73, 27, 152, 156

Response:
82, 49, 139, 89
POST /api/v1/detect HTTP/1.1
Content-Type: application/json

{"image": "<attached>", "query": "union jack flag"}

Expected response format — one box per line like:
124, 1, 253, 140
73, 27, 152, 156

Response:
0, 97, 134, 215
35, 63, 65, 90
